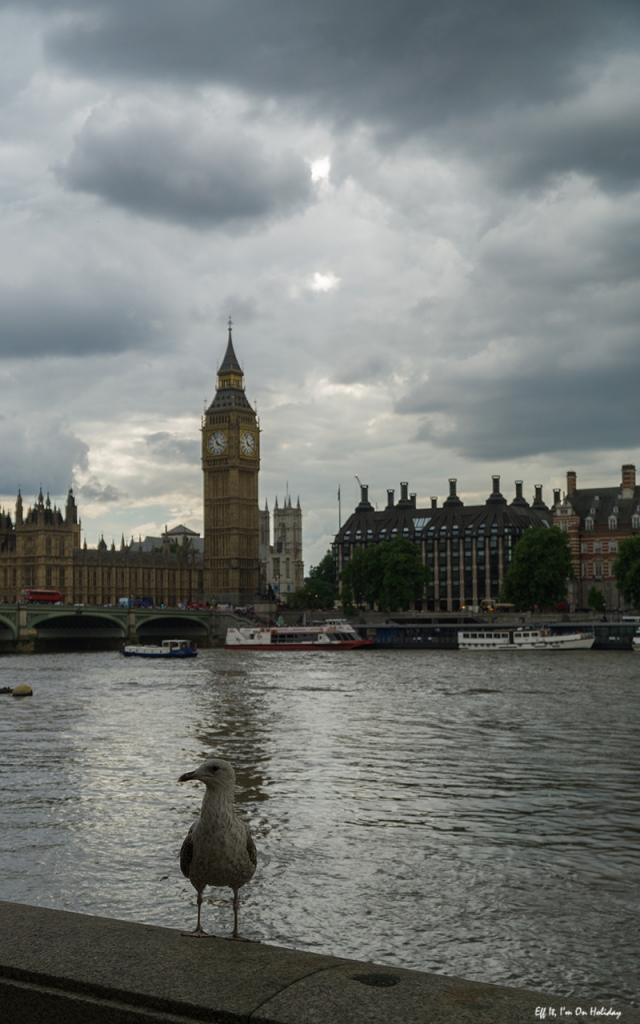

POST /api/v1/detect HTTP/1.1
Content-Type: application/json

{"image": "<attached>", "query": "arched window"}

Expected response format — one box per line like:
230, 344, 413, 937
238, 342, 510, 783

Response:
585, 517, 594, 531
608, 516, 617, 530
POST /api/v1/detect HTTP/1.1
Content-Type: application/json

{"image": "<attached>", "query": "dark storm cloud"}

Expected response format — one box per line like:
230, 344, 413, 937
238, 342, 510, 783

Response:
0, 421, 88, 495
23, 0, 638, 193
0, 283, 164, 358
76, 477, 124, 502
145, 432, 199, 463
401, 344, 640, 459
57, 104, 314, 229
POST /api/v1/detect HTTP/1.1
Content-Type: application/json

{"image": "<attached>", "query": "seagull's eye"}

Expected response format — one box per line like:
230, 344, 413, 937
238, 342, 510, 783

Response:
210, 765, 220, 773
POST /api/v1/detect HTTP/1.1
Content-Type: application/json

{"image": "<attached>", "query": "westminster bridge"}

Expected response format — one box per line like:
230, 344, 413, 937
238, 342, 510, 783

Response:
0, 603, 244, 652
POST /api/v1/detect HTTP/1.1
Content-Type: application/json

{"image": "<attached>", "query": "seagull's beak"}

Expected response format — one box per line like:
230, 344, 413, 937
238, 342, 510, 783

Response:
178, 770, 197, 783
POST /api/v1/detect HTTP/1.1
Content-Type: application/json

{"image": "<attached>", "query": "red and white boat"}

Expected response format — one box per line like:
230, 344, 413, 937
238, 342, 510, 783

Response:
225, 619, 371, 651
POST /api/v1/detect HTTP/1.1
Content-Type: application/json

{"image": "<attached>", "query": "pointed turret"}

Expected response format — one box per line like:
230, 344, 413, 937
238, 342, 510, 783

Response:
15, 489, 23, 525
218, 319, 243, 376
207, 319, 252, 412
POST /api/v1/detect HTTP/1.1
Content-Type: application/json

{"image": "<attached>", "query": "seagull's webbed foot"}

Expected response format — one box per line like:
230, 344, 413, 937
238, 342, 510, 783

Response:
181, 926, 216, 938
225, 932, 260, 943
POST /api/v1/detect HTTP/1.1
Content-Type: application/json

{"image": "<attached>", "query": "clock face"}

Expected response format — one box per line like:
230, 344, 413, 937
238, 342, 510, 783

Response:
207, 430, 227, 456
240, 431, 256, 456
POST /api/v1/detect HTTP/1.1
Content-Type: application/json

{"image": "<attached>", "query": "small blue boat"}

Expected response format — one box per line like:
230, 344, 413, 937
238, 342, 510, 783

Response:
121, 639, 198, 658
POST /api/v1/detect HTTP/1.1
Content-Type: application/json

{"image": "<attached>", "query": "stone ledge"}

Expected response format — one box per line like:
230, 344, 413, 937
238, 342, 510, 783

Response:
0, 901, 637, 1024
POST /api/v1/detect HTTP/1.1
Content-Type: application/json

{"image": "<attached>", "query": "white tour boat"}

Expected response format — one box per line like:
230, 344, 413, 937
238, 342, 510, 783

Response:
121, 639, 198, 658
458, 628, 594, 651
633, 629, 640, 653
225, 619, 371, 651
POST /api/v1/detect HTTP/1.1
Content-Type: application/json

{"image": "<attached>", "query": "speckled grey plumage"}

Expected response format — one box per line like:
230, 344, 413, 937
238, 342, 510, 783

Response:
178, 757, 257, 939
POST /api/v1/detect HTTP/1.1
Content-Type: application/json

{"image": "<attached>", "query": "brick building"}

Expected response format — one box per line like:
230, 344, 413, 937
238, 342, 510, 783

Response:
554, 464, 639, 610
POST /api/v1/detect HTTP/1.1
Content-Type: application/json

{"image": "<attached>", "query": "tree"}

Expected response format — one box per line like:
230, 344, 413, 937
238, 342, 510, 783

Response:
500, 526, 573, 610
587, 586, 605, 613
288, 553, 337, 609
613, 536, 640, 609
340, 538, 429, 611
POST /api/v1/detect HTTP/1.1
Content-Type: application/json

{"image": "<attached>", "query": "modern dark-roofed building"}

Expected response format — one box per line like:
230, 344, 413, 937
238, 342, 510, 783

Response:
333, 477, 552, 611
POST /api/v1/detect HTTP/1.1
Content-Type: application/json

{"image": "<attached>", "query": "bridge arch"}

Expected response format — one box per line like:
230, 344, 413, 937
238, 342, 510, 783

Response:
134, 614, 209, 641
0, 614, 17, 641
28, 611, 126, 650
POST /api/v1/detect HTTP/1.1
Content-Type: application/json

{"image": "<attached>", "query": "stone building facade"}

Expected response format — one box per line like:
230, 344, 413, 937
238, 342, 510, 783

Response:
201, 323, 260, 604
259, 495, 304, 601
0, 487, 204, 606
554, 464, 639, 610
333, 477, 552, 611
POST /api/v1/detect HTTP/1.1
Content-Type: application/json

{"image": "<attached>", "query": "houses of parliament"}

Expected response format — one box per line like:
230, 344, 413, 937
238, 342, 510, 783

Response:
0, 327, 299, 607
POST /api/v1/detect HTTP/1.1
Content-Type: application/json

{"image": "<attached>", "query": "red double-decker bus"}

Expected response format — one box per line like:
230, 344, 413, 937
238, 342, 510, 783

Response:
20, 589, 64, 604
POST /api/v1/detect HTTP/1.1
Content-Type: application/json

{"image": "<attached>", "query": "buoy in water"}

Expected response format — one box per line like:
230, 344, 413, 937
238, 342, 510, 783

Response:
12, 685, 33, 697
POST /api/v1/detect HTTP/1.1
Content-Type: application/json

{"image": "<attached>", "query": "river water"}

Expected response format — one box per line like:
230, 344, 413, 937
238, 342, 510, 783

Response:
0, 649, 638, 1005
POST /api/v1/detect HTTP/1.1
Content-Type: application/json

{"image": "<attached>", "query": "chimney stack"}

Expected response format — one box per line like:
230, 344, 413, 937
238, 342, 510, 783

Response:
534, 485, 543, 505
567, 470, 577, 495
387, 489, 395, 508
515, 480, 523, 500
359, 484, 369, 505
492, 475, 500, 494
449, 478, 457, 499
622, 464, 636, 499
431, 496, 438, 509
553, 488, 561, 506
410, 493, 417, 507
400, 481, 409, 501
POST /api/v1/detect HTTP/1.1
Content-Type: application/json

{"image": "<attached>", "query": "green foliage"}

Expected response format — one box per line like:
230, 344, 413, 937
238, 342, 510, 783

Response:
340, 537, 430, 611
613, 536, 640, 609
500, 526, 573, 610
287, 553, 337, 609
587, 586, 605, 613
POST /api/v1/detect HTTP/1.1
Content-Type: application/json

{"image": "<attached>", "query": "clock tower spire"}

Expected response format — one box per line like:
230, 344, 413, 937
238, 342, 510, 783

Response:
202, 323, 260, 604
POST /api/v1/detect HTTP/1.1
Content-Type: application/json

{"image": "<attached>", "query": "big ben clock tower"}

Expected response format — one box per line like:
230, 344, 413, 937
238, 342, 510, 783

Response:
202, 320, 260, 604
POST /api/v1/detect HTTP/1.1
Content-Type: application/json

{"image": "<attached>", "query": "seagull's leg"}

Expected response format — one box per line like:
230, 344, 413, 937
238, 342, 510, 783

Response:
182, 889, 215, 938
226, 888, 259, 943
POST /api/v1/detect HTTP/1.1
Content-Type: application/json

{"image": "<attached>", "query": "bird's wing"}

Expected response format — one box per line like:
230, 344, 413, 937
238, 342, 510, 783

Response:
180, 821, 197, 878
246, 826, 258, 868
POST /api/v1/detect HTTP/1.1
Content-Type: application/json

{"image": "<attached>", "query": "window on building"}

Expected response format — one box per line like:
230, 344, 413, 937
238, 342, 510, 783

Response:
594, 541, 602, 552
594, 561, 603, 578
560, 521, 568, 532
608, 516, 617, 530
59, 539, 65, 556
581, 564, 587, 577
45, 538, 52, 556
581, 542, 587, 553
613, 506, 619, 514
608, 541, 617, 553
46, 568, 52, 586
59, 568, 65, 587
632, 515, 640, 529
585, 517, 594, 531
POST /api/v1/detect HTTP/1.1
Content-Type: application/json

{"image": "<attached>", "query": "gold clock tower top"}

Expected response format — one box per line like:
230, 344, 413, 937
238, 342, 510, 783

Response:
202, 321, 260, 604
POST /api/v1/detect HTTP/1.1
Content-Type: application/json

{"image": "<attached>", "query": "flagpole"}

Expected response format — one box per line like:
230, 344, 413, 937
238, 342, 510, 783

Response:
338, 485, 341, 530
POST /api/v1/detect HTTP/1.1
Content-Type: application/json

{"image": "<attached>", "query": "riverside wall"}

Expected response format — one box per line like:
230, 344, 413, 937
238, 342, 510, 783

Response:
0, 902, 637, 1024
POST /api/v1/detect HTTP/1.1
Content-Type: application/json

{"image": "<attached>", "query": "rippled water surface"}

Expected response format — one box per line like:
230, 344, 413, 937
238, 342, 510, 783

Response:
1, 649, 638, 1004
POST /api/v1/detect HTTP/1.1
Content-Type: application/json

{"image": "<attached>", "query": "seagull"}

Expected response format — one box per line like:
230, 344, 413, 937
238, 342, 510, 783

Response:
178, 757, 257, 940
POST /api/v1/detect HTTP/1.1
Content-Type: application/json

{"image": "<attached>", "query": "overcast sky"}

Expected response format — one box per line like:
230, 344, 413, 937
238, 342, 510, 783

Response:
1, 1, 639, 567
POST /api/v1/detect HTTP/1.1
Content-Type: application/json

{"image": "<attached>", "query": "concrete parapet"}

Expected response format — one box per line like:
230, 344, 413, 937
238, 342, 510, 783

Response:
0, 901, 637, 1024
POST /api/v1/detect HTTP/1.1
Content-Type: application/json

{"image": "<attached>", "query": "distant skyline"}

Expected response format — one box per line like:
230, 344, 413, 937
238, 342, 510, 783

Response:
1, 1, 639, 567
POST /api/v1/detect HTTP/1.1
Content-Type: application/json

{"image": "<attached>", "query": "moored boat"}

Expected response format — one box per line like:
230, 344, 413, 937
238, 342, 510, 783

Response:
225, 619, 372, 651
121, 639, 198, 658
633, 629, 640, 653
458, 628, 594, 651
